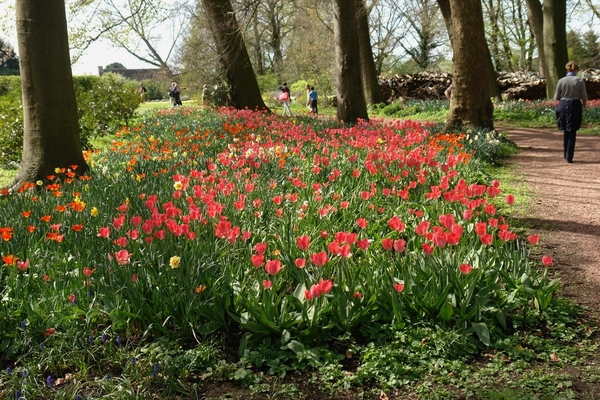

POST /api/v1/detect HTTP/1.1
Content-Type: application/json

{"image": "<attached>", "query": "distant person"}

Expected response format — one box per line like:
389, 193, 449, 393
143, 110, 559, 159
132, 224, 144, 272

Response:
309, 86, 318, 117
554, 61, 587, 163
202, 84, 210, 107
278, 82, 292, 116
305, 84, 312, 112
138, 84, 147, 102
168, 82, 183, 107
444, 84, 452, 100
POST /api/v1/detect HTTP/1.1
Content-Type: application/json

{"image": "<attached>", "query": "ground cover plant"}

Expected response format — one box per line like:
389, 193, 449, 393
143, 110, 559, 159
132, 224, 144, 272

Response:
1, 107, 596, 399
371, 98, 600, 128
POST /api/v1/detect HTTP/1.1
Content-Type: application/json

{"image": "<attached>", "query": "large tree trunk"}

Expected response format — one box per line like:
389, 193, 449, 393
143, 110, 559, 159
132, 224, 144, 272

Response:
525, 0, 546, 76
355, 0, 385, 106
10, 0, 89, 191
333, 0, 369, 125
542, 0, 567, 99
202, 0, 268, 110
444, 0, 494, 131
437, 0, 500, 101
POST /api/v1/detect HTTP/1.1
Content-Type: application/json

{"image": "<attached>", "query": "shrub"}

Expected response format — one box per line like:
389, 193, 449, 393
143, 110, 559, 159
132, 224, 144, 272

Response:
74, 73, 140, 143
0, 74, 140, 166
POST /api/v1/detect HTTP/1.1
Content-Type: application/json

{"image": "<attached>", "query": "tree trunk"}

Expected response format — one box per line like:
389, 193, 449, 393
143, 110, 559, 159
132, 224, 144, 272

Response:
436, 0, 453, 41
355, 0, 385, 106
438, 0, 500, 103
525, 0, 546, 76
333, 0, 369, 125
202, 0, 268, 110
542, 0, 567, 99
10, 0, 89, 191
444, 0, 494, 131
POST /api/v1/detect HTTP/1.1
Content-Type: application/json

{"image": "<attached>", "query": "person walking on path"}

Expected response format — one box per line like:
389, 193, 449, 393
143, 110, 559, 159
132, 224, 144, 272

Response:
554, 61, 588, 163
309, 86, 318, 117
278, 82, 293, 117
168, 82, 183, 107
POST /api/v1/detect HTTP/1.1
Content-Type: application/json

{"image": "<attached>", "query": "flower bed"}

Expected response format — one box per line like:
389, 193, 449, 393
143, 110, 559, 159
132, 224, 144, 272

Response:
1, 108, 556, 360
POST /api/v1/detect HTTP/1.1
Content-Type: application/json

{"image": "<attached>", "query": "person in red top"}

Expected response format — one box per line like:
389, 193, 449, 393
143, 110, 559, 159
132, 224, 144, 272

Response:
554, 61, 588, 163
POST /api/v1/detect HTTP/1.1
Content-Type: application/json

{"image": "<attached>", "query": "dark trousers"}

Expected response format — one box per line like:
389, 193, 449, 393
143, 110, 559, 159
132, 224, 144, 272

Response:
563, 130, 576, 162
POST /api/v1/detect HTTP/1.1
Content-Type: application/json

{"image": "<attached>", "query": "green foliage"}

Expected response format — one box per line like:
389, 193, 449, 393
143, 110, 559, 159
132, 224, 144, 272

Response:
104, 62, 126, 69
449, 127, 518, 165
74, 73, 140, 143
0, 77, 24, 168
567, 29, 600, 69
371, 98, 600, 129
138, 79, 167, 101
0, 74, 140, 167
370, 99, 449, 122
256, 73, 279, 94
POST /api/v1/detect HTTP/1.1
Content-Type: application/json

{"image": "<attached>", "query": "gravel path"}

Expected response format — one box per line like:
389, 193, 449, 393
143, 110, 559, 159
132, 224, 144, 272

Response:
503, 126, 600, 321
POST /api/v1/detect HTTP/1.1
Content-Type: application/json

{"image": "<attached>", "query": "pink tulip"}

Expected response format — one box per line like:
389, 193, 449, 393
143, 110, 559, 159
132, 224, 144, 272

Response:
265, 259, 284, 276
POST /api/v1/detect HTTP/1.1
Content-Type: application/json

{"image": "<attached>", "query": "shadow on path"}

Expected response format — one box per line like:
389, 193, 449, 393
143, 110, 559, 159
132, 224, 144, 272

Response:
501, 126, 600, 320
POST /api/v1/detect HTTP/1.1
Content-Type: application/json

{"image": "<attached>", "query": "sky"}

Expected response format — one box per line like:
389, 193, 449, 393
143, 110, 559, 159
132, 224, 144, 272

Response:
0, 2, 162, 76
71, 42, 156, 76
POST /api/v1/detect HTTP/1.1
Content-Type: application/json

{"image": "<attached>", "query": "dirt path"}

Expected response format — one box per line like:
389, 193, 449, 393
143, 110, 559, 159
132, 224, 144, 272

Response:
502, 126, 600, 322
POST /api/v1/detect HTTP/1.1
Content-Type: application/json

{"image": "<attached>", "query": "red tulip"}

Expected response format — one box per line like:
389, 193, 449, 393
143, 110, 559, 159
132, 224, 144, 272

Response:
310, 251, 328, 267
251, 254, 264, 268
297, 235, 310, 251
265, 259, 284, 276
541, 256, 553, 266
295, 258, 306, 268
527, 235, 540, 245
382, 238, 393, 251
459, 264, 473, 274
393, 239, 406, 253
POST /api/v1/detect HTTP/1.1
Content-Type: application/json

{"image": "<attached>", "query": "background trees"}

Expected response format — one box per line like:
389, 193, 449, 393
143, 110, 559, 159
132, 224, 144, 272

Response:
66, 0, 191, 76
0, 39, 19, 75
2, 0, 599, 159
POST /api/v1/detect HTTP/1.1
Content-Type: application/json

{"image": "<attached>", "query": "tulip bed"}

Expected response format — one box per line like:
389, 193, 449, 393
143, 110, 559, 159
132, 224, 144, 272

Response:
1, 108, 568, 398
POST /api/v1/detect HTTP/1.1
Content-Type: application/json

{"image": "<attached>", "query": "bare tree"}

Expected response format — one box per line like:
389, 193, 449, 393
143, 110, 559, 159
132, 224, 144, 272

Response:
9, 0, 89, 191
482, 0, 536, 72
391, 0, 447, 70
368, 1, 405, 74
67, 0, 190, 74
437, 0, 501, 101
